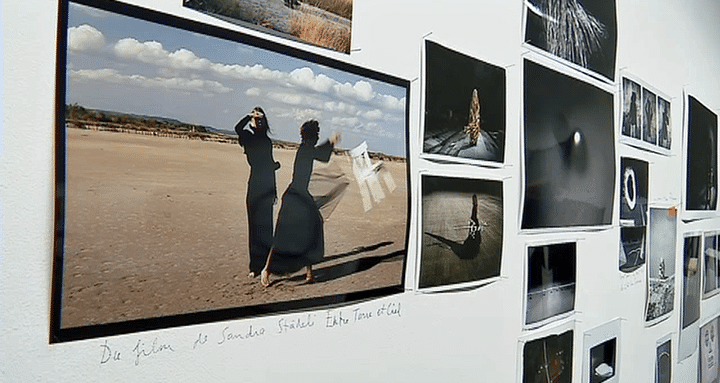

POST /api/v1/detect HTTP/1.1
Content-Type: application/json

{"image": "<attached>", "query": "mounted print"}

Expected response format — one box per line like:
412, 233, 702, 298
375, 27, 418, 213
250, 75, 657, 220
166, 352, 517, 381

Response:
685, 95, 718, 212
523, 0, 617, 80
703, 232, 720, 299
655, 337, 672, 383
422, 40, 506, 165
53, 0, 409, 342
679, 234, 702, 360
645, 207, 676, 324
700, 317, 719, 383
522, 59, 615, 230
522, 329, 574, 383
419, 174, 503, 290
619, 157, 648, 273
183, 0, 353, 54
658, 96, 671, 149
621, 78, 642, 139
525, 241, 576, 327
582, 319, 621, 383
620, 74, 671, 154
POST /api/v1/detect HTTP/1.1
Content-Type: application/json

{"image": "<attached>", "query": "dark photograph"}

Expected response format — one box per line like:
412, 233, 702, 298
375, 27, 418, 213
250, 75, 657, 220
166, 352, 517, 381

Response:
656, 339, 671, 383
53, 0, 408, 341
423, 40, 506, 163
523, 330, 574, 383
619, 157, 648, 227
620, 226, 646, 273
419, 175, 503, 289
658, 96, 671, 149
524, 0, 617, 80
682, 235, 702, 330
522, 59, 615, 230
526, 242, 576, 326
704, 234, 719, 297
183, 0, 353, 54
642, 88, 657, 144
700, 318, 719, 383
621, 78, 642, 139
645, 208, 676, 323
686, 95, 718, 211
589, 338, 616, 383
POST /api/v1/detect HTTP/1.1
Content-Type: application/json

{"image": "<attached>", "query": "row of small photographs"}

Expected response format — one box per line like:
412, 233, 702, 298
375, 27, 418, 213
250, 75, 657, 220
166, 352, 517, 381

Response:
620, 77, 672, 153
520, 319, 625, 383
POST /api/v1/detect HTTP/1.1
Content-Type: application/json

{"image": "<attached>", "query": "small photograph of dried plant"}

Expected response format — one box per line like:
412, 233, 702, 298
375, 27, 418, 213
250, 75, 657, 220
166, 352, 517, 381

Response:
184, 0, 352, 54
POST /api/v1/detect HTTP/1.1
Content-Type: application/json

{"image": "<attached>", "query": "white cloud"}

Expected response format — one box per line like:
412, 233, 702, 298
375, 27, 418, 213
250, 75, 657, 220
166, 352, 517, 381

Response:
331, 116, 360, 128
360, 109, 383, 120
68, 24, 105, 52
69, 68, 231, 94
323, 101, 357, 115
334, 80, 375, 102
289, 67, 336, 93
379, 95, 406, 111
246, 87, 262, 96
267, 92, 305, 105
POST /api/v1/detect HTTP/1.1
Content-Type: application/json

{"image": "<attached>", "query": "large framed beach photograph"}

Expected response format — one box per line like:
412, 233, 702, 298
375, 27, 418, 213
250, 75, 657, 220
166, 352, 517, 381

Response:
52, 0, 409, 342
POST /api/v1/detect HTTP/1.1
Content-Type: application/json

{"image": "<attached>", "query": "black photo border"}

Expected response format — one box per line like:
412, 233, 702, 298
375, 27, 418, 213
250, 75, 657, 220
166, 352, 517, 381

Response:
51, 0, 411, 343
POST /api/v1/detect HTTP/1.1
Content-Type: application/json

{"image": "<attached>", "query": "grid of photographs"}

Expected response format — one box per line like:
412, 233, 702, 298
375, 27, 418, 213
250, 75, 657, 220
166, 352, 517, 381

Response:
619, 157, 648, 273
422, 40, 506, 165
685, 95, 718, 213
525, 242, 576, 327
183, 0, 353, 54
704, 232, 720, 299
419, 174, 503, 290
53, 0, 409, 342
522, 59, 615, 230
620, 76, 671, 153
645, 208, 676, 324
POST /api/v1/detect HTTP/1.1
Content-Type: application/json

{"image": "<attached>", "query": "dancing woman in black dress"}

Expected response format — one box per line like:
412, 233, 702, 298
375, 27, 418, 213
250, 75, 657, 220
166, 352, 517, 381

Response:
261, 120, 341, 287
234, 107, 280, 278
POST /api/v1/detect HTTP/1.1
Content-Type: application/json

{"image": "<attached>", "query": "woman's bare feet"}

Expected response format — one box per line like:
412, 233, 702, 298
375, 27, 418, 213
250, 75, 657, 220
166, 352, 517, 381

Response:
260, 268, 271, 287
305, 266, 315, 284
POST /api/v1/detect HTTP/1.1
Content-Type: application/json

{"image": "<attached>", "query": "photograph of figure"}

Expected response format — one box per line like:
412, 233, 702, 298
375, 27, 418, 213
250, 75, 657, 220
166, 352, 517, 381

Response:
523, 330, 574, 383
183, 0, 353, 54
686, 95, 718, 211
645, 208, 676, 323
621, 78, 642, 139
658, 97, 671, 149
525, 242, 576, 326
704, 233, 720, 297
656, 339, 672, 383
524, 0, 617, 80
419, 175, 503, 289
522, 59, 615, 230
700, 318, 719, 383
54, 1, 408, 340
682, 235, 702, 330
642, 88, 658, 145
423, 40, 506, 164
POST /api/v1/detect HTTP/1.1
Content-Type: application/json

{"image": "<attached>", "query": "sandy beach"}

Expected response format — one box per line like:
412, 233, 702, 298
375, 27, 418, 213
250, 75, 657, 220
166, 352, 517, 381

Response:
60, 128, 407, 329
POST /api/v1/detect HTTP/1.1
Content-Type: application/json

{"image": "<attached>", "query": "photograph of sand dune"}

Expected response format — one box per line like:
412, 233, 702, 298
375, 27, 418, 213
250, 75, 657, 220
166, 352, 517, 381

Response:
183, 0, 353, 54
52, 0, 408, 341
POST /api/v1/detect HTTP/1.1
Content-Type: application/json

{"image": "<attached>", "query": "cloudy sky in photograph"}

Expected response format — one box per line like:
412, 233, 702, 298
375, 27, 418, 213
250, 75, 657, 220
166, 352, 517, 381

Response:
65, 3, 407, 156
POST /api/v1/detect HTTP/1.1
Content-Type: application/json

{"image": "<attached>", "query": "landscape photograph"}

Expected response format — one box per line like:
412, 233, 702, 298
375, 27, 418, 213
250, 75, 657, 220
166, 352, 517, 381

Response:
183, 0, 352, 54
645, 208, 676, 324
54, 0, 408, 340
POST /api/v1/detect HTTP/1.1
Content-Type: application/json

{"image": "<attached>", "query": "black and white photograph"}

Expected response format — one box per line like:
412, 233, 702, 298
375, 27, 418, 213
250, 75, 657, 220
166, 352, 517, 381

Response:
683, 235, 702, 330
620, 226, 646, 273
419, 175, 503, 289
658, 96, 671, 149
522, 59, 615, 230
645, 208, 676, 323
589, 338, 617, 383
524, 0, 617, 80
704, 233, 720, 298
582, 319, 621, 383
422, 40, 506, 164
523, 330, 574, 383
619, 158, 648, 227
686, 95, 718, 212
52, 0, 409, 341
656, 338, 672, 383
183, 0, 353, 54
621, 77, 642, 139
700, 318, 719, 383
642, 88, 657, 145
525, 242, 576, 326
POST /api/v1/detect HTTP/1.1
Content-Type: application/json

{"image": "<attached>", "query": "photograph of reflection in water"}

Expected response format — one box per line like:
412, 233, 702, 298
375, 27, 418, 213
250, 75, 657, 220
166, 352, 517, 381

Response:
419, 175, 503, 289
526, 242, 576, 326
423, 40, 506, 163
524, 0, 617, 80
686, 95, 718, 211
523, 330, 574, 383
522, 59, 615, 230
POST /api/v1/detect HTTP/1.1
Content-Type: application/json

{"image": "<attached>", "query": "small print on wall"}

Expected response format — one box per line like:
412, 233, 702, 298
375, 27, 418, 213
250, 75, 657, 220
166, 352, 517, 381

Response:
422, 40, 506, 164
419, 174, 503, 290
522, 59, 615, 230
658, 97, 671, 149
682, 235, 702, 330
619, 157, 648, 273
523, 329, 574, 383
621, 78, 642, 139
700, 317, 720, 383
525, 242, 576, 327
583, 319, 621, 383
686, 95, 718, 212
703, 233, 720, 298
523, 0, 617, 80
645, 207, 676, 324
656, 338, 672, 383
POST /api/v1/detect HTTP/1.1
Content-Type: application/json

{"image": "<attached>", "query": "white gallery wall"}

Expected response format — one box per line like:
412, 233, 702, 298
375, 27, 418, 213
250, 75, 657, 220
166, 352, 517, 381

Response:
2, 0, 720, 382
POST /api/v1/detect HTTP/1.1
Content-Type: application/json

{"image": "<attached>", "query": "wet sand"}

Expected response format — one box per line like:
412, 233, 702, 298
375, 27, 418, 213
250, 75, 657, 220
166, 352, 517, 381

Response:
61, 128, 407, 328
